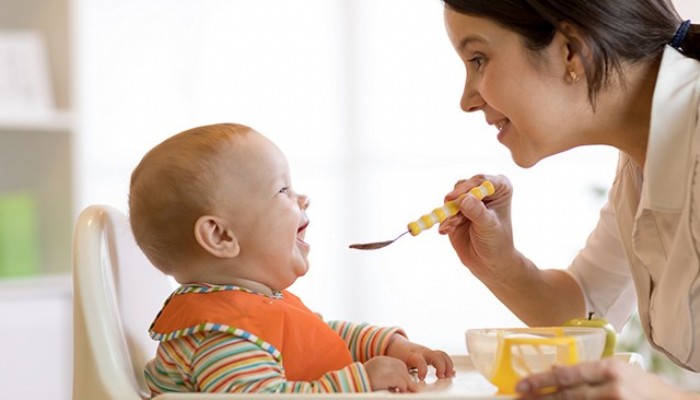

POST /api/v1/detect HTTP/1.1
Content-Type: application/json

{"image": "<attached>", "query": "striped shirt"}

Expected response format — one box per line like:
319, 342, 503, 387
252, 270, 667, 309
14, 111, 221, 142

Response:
145, 291, 403, 395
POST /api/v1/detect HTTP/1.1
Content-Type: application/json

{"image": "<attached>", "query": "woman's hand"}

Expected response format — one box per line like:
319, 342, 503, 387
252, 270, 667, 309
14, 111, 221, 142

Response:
439, 174, 519, 284
439, 174, 585, 326
385, 334, 456, 379
516, 358, 696, 400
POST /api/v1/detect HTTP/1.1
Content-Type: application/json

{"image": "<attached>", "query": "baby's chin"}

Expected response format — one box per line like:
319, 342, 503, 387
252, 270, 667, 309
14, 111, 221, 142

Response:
297, 259, 310, 277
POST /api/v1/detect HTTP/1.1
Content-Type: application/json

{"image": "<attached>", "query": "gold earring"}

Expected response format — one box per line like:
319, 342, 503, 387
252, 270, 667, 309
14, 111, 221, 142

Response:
569, 70, 580, 83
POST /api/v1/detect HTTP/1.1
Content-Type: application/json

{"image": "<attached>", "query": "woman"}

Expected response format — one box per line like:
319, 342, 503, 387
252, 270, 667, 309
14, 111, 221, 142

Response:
438, 0, 700, 398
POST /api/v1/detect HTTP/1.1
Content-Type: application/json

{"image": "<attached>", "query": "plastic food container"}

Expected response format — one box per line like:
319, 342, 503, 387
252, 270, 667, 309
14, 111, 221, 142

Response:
466, 327, 606, 394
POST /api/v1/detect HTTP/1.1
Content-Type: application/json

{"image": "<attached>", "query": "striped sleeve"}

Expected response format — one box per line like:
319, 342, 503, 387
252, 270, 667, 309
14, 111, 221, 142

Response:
144, 331, 372, 395
326, 321, 406, 363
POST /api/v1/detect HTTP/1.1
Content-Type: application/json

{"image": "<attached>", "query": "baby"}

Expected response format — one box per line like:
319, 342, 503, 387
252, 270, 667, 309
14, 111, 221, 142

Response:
129, 123, 455, 395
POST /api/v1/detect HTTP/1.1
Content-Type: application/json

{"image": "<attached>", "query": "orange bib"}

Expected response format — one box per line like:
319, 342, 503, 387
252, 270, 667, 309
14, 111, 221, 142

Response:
150, 287, 353, 380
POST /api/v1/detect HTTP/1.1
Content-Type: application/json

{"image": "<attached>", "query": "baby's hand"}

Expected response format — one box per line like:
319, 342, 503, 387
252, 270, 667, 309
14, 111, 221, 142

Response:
363, 356, 419, 393
385, 334, 456, 379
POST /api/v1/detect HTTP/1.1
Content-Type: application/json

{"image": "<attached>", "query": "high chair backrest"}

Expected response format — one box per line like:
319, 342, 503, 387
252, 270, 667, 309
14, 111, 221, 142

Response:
72, 205, 174, 400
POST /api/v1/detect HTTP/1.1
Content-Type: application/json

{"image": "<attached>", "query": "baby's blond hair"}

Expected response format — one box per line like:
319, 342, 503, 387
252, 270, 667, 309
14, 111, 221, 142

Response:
129, 123, 252, 274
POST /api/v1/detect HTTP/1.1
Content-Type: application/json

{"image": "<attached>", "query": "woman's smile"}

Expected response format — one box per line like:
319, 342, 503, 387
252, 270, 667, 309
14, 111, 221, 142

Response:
490, 118, 510, 143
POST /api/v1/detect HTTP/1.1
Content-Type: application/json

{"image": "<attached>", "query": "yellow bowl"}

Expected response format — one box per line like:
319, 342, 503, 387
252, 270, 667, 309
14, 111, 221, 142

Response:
465, 327, 606, 394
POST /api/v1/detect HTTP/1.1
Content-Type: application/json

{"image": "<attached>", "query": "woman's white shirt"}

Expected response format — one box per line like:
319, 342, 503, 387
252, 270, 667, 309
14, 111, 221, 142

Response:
567, 46, 700, 371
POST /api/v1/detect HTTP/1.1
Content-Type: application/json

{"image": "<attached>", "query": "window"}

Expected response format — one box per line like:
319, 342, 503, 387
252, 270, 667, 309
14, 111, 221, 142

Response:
75, 0, 616, 354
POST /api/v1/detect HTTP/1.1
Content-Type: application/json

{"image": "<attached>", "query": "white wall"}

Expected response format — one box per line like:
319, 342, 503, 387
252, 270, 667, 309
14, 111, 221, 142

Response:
72, 0, 696, 356
676, 0, 700, 18
0, 276, 72, 400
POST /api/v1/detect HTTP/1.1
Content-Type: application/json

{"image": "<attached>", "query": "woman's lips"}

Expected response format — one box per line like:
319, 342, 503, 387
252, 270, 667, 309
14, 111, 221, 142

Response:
495, 119, 510, 143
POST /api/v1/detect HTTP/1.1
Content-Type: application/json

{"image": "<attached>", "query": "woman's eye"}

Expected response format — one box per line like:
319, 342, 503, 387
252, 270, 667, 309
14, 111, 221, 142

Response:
467, 56, 485, 70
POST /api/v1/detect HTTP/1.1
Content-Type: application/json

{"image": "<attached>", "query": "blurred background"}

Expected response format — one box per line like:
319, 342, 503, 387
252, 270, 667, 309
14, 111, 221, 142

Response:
1, 0, 698, 398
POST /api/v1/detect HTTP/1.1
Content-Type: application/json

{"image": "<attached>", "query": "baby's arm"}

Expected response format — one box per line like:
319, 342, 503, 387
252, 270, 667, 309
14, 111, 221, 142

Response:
327, 321, 455, 379
326, 320, 404, 362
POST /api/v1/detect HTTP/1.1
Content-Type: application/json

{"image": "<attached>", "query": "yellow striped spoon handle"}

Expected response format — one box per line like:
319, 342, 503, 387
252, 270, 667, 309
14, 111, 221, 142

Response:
407, 180, 494, 236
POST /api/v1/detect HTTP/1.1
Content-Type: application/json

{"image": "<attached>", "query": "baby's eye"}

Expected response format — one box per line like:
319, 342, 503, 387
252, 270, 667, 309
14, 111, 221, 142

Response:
278, 187, 289, 194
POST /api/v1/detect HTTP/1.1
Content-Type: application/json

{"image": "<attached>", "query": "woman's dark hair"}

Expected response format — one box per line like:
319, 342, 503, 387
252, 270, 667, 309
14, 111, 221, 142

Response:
443, 0, 700, 103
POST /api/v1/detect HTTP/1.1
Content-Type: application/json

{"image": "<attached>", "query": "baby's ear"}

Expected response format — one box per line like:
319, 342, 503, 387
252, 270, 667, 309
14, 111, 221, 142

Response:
194, 215, 240, 258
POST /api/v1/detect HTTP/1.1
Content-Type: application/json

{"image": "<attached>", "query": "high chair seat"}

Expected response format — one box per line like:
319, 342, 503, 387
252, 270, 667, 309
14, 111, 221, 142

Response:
72, 204, 174, 399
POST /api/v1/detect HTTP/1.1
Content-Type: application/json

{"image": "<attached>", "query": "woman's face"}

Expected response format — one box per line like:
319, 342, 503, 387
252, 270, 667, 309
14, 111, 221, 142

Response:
444, 7, 590, 167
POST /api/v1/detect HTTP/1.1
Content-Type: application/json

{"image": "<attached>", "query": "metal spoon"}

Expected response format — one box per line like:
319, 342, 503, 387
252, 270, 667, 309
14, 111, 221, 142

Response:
349, 231, 410, 250
349, 180, 494, 250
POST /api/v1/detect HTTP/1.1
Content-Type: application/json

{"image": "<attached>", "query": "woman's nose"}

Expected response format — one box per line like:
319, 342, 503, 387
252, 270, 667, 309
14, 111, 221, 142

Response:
298, 194, 310, 210
460, 77, 485, 113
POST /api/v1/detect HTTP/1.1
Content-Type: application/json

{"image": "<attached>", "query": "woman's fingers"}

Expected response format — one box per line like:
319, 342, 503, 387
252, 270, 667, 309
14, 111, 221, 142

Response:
515, 359, 665, 400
